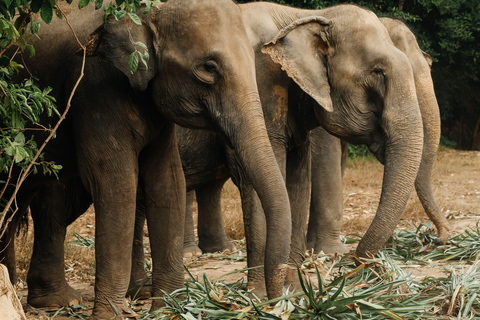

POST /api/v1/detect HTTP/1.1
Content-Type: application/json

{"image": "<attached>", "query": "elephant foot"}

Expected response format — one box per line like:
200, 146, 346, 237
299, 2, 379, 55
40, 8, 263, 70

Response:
90, 300, 137, 320
311, 239, 350, 255
433, 226, 450, 245
198, 237, 236, 254
246, 278, 267, 301
27, 282, 81, 308
284, 266, 303, 293
183, 243, 203, 258
150, 296, 166, 311
126, 277, 151, 300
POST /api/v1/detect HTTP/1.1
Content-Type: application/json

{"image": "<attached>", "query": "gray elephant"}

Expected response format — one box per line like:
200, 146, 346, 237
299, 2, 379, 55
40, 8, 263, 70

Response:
143, 2, 430, 294
0, 0, 292, 317
12, 2, 437, 308
186, 13, 449, 258
172, 2, 429, 293
306, 17, 450, 253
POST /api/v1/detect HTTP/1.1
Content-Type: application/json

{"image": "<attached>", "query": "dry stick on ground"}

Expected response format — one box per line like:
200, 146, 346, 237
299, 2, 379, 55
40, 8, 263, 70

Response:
0, 7, 87, 238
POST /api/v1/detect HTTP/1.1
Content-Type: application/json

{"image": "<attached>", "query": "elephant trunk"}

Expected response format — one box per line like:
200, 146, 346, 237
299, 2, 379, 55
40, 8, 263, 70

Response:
356, 79, 424, 258
414, 66, 450, 244
218, 93, 292, 299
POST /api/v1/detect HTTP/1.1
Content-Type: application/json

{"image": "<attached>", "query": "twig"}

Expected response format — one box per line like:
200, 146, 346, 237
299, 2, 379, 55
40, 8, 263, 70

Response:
0, 157, 15, 200
0, 5, 87, 237
0, 81, 8, 98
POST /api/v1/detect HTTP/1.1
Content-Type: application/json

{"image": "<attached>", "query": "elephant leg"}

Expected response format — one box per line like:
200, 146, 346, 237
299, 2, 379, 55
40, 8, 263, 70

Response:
140, 124, 185, 311
27, 178, 91, 308
126, 199, 151, 300
79, 151, 139, 319
197, 178, 235, 253
239, 184, 267, 297
284, 141, 311, 290
306, 128, 348, 254
183, 191, 202, 258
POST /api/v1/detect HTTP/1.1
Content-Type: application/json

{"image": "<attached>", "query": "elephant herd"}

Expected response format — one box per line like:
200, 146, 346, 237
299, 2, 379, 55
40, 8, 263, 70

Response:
0, 0, 450, 318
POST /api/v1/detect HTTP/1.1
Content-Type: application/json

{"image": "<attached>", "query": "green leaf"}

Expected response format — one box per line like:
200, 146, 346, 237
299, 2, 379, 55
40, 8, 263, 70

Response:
40, 1, 53, 24
94, 0, 102, 10
14, 132, 25, 144
11, 111, 25, 129
143, 0, 152, 13
128, 51, 139, 74
139, 51, 148, 70
4, 0, 14, 9
78, 0, 90, 9
15, 147, 28, 163
30, 0, 42, 13
26, 44, 35, 58
55, 8, 62, 20
114, 9, 125, 20
134, 41, 147, 50
30, 20, 40, 34
127, 12, 141, 25
0, 56, 9, 67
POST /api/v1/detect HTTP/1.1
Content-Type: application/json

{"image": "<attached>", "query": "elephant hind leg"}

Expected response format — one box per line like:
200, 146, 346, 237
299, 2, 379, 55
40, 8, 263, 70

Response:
27, 177, 91, 308
126, 199, 151, 300
197, 179, 235, 254
183, 191, 203, 258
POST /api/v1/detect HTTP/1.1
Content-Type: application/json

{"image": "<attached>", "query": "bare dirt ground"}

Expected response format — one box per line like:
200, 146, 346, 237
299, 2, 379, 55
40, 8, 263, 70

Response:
13, 148, 480, 319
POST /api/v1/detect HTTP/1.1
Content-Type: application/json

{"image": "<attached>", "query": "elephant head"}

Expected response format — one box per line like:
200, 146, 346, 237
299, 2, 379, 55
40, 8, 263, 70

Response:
88, 0, 291, 299
263, 5, 424, 258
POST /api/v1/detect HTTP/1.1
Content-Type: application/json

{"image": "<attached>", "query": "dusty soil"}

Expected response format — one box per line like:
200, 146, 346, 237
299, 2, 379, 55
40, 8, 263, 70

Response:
12, 148, 480, 319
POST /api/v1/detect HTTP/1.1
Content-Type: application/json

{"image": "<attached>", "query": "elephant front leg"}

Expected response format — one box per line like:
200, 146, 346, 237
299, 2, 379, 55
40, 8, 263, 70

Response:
83, 166, 138, 319
197, 178, 236, 253
28, 178, 91, 308
238, 184, 267, 298
307, 130, 349, 254
140, 126, 186, 311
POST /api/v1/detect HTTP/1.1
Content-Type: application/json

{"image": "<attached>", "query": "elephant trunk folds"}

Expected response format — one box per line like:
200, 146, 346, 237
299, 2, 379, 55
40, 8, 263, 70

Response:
356, 82, 424, 259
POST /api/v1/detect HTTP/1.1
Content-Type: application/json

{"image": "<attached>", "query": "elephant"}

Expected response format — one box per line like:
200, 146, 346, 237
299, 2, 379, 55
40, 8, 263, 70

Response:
177, 2, 428, 291
0, 0, 292, 317
306, 17, 450, 253
10, 2, 433, 308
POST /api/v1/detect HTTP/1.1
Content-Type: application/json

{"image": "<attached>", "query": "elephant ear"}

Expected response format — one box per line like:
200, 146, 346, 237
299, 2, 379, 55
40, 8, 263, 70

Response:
422, 50, 433, 69
86, 15, 156, 93
262, 16, 333, 112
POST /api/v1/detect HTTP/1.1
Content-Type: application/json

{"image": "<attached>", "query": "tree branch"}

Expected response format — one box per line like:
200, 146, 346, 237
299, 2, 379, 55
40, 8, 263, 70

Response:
0, 5, 87, 237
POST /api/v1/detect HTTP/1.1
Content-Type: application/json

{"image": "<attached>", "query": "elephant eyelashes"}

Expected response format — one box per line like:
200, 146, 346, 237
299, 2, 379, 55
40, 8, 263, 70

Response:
194, 60, 221, 85
373, 67, 386, 77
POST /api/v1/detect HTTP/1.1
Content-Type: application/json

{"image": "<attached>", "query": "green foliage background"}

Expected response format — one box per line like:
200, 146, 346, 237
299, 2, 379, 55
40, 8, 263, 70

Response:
240, 0, 480, 150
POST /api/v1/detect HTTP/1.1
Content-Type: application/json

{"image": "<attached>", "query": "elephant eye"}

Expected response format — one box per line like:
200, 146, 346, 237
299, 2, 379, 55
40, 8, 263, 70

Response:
194, 60, 220, 85
373, 67, 385, 77
203, 60, 219, 74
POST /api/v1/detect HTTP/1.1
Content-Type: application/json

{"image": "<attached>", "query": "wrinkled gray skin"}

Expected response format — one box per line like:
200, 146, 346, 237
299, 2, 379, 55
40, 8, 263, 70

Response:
0, 0, 292, 317
306, 17, 450, 253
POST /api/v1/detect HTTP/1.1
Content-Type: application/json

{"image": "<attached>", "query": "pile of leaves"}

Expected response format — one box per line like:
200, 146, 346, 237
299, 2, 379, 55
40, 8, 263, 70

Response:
54, 224, 480, 319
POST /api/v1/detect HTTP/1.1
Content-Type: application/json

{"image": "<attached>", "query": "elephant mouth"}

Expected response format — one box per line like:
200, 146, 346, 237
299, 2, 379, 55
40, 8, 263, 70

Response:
368, 142, 385, 164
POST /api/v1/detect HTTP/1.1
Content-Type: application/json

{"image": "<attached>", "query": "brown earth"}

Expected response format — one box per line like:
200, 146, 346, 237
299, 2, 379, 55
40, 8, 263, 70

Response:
12, 148, 480, 319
